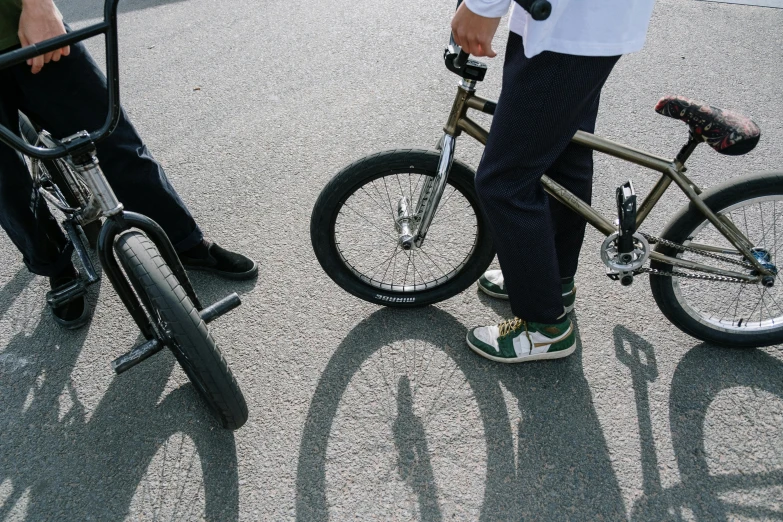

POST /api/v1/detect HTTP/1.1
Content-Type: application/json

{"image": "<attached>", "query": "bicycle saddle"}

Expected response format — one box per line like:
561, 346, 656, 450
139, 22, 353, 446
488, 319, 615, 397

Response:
655, 95, 760, 156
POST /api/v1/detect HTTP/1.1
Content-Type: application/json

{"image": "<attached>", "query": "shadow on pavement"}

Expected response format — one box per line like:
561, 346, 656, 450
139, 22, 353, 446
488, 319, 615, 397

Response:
392, 376, 442, 522
295, 306, 625, 520
0, 268, 35, 319
297, 308, 783, 520
620, 327, 783, 521
0, 277, 239, 520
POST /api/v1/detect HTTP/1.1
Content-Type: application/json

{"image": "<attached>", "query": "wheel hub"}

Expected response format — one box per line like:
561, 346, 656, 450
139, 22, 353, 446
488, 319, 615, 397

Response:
751, 247, 777, 287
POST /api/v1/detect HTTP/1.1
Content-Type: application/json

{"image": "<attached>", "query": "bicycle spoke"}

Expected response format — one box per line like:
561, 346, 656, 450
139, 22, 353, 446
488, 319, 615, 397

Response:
674, 195, 783, 332
335, 171, 480, 293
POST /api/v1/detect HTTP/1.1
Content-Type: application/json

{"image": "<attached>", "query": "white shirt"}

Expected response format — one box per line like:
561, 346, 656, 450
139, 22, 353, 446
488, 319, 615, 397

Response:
463, 0, 656, 58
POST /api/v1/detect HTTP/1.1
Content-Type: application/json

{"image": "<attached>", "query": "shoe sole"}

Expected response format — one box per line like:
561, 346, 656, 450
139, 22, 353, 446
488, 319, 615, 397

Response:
477, 282, 576, 314
182, 260, 259, 280
466, 332, 576, 363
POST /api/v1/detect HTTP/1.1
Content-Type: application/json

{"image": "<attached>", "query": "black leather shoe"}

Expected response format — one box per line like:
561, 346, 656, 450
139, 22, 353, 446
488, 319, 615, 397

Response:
179, 240, 258, 280
48, 265, 91, 330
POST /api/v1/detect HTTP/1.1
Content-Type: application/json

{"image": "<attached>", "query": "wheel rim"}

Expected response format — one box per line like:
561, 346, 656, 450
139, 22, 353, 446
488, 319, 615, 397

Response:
334, 171, 479, 294
673, 195, 783, 333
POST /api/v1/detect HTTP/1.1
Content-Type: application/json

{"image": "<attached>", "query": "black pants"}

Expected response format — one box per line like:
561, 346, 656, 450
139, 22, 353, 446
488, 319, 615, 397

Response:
0, 40, 202, 277
475, 33, 620, 324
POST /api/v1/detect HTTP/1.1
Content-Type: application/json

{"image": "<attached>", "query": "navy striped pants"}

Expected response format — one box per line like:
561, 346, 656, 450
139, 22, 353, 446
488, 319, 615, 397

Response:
475, 33, 620, 323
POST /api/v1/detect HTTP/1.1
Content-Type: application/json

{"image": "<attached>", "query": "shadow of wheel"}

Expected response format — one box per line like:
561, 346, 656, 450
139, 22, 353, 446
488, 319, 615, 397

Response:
295, 307, 516, 520
632, 345, 783, 521
120, 385, 241, 521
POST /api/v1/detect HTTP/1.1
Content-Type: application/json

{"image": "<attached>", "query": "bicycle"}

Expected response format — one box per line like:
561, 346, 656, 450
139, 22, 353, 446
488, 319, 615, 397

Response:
0, 0, 248, 429
310, 0, 783, 348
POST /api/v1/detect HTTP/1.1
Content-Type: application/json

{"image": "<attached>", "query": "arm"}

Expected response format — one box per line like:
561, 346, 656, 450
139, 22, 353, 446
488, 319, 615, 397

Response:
452, 0, 509, 58
18, 0, 70, 74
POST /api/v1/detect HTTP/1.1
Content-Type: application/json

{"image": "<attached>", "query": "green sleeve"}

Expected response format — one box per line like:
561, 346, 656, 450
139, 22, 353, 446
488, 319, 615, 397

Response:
0, 0, 23, 52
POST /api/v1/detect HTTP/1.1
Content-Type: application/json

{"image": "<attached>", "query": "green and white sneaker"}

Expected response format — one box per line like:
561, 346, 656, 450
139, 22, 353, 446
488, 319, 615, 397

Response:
466, 316, 576, 363
478, 270, 577, 313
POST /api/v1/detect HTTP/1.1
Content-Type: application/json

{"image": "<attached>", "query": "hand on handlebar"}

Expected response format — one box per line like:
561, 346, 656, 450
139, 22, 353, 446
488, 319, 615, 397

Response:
18, 0, 70, 74
450, 2, 500, 58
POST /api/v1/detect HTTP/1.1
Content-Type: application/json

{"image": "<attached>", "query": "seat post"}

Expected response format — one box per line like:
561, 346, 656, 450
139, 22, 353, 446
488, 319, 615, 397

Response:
675, 133, 702, 168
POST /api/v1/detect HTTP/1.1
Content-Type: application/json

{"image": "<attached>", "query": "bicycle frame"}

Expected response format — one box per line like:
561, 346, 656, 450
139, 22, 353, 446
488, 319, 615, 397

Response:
2, 0, 241, 374
423, 78, 772, 283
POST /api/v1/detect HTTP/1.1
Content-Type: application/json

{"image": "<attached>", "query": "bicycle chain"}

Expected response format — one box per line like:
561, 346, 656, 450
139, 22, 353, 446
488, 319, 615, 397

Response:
640, 233, 755, 269
628, 233, 755, 284
635, 266, 750, 284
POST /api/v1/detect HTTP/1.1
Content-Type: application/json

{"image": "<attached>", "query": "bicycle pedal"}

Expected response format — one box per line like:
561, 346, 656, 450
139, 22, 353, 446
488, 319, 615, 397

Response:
45, 279, 87, 309
606, 268, 634, 286
112, 338, 165, 374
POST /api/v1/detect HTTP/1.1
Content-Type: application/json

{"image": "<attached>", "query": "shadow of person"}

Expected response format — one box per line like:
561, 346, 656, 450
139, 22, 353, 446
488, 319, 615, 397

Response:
631, 343, 783, 521
491, 315, 626, 520
295, 307, 625, 521
296, 307, 513, 521
0, 306, 93, 520
0, 308, 239, 521
393, 376, 442, 522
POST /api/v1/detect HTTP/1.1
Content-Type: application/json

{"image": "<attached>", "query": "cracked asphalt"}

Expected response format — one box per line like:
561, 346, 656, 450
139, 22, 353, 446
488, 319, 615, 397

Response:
1, 0, 782, 519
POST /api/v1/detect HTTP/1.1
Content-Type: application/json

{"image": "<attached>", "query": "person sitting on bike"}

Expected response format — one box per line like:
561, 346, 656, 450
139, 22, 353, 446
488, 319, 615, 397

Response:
452, 0, 656, 362
0, 0, 258, 329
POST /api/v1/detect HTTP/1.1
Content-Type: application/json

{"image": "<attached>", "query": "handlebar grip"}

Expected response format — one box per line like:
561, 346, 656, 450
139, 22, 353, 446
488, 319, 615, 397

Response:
0, 24, 107, 71
453, 50, 469, 69
518, 0, 552, 21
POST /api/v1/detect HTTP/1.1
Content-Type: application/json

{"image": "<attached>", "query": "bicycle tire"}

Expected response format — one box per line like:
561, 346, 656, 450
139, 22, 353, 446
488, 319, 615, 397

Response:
115, 231, 248, 429
18, 113, 102, 248
311, 149, 495, 307
649, 171, 783, 347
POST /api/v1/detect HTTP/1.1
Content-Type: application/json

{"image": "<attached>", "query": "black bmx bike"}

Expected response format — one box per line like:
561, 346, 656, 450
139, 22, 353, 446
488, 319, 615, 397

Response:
0, 0, 248, 429
311, 0, 783, 348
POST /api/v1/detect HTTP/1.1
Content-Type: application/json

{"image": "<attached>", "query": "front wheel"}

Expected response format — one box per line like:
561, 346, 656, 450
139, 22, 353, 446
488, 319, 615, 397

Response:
311, 149, 495, 307
650, 172, 783, 347
115, 231, 248, 429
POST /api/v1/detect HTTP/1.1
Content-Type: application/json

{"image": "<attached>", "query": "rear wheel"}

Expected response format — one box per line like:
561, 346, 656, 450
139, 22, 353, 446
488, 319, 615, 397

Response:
115, 231, 248, 429
311, 149, 495, 307
650, 172, 783, 347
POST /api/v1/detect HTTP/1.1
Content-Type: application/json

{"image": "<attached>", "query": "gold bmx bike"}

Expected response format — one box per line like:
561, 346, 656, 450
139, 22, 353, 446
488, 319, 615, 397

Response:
311, 16, 782, 348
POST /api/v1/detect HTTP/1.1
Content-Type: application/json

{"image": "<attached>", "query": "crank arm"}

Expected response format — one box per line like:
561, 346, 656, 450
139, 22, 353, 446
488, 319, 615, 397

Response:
63, 218, 99, 284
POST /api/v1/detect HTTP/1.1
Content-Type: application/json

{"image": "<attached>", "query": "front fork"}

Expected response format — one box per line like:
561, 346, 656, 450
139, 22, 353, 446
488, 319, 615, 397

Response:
399, 133, 457, 249
400, 78, 477, 250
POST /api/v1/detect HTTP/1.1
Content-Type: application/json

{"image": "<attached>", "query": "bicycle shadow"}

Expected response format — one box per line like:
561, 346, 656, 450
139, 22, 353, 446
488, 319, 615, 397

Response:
295, 306, 625, 521
0, 282, 239, 520
620, 329, 783, 521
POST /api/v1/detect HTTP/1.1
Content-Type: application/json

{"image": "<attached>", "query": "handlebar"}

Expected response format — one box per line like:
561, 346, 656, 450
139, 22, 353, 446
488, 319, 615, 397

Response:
518, 0, 552, 21
0, 0, 122, 160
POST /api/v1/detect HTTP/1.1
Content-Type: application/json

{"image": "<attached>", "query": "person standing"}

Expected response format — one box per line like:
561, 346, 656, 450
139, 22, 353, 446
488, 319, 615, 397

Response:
451, 0, 656, 362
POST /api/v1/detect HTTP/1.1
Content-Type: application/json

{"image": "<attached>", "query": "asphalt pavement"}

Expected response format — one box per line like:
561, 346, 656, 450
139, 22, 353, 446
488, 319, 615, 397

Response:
1, 0, 782, 519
